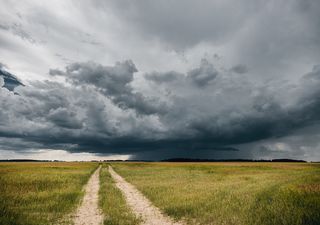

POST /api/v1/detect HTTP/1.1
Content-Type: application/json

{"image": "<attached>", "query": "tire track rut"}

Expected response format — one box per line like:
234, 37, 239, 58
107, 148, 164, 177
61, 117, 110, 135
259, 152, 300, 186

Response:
73, 166, 103, 225
109, 166, 183, 225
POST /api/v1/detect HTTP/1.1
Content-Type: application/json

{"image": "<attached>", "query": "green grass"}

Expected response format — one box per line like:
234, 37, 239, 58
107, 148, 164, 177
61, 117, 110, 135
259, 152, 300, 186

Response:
99, 164, 140, 225
112, 162, 320, 225
0, 162, 98, 225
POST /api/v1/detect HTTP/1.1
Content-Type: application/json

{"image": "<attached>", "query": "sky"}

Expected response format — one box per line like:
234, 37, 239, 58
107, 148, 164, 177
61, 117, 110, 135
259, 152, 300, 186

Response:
0, 0, 320, 161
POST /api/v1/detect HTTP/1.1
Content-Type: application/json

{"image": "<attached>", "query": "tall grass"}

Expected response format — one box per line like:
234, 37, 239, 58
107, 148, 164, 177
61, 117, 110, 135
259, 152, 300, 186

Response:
0, 162, 98, 225
99, 164, 140, 225
112, 162, 320, 225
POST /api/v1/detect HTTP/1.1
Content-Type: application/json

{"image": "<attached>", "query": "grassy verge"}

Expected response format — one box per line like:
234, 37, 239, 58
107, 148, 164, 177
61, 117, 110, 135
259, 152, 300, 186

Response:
99, 164, 140, 225
0, 162, 98, 225
112, 162, 320, 225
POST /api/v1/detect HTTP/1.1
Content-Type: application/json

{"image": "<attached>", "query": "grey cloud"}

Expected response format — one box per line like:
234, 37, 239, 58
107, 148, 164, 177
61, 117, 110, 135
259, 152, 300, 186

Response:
48, 107, 83, 129
187, 59, 218, 87
303, 65, 320, 81
0, 22, 10, 31
145, 58, 222, 88
49, 68, 65, 76
101, 0, 260, 48
144, 71, 182, 83
240, 123, 320, 161
65, 61, 136, 95
0, 66, 23, 91
54, 61, 168, 115
11, 23, 36, 43
0, 62, 7, 69
97, 0, 320, 86
229, 0, 320, 81
144, 59, 221, 87
137, 62, 320, 154
0, 22, 36, 44
1, 1, 320, 160
0, 77, 4, 87
79, 32, 103, 47
1, 60, 320, 159
230, 64, 248, 74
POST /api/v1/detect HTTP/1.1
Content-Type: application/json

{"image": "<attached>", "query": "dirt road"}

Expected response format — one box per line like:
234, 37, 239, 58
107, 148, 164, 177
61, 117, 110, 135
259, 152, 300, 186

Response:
73, 166, 103, 225
109, 166, 183, 225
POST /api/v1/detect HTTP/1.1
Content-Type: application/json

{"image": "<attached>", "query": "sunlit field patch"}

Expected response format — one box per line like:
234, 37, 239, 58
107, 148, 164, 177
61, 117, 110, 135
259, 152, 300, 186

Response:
112, 162, 320, 225
0, 162, 98, 225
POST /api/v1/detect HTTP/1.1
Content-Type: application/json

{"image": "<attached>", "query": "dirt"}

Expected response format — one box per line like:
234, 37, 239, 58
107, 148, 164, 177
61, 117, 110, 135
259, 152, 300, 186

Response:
109, 166, 184, 225
73, 166, 103, 225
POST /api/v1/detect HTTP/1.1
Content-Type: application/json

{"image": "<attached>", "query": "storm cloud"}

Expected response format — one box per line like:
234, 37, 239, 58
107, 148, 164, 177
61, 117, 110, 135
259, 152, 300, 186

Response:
1, 59, 320, 160
1, 0, 320, 160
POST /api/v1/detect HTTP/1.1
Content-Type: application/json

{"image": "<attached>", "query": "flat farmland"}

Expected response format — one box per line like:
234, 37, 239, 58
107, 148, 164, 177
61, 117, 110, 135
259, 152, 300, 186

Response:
112, 162, 320, 225
0, 162, 97, 225
0, 162, 319, 225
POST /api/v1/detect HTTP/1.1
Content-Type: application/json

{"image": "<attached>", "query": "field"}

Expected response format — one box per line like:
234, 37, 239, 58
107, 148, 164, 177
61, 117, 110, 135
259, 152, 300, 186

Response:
0, 162, 319, 225
112, 162, 320, 225
0, 162, 97, 225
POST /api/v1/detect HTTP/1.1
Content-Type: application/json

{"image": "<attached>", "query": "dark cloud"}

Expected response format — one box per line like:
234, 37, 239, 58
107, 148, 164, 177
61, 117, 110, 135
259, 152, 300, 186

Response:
49, 68, 65, 76
1, 61, 320, 160
0, 67, 23, 91
230, 64, 248, 74
187, 59, 218, 87
63, 61, 137, 98
0, 62, 7, 69
53, 61, 168, 116
144, 71, 181, 83
1, 0, 320, 160
47, 107, 83, 129
97, 0, 320, 84
144, 59, 220, 87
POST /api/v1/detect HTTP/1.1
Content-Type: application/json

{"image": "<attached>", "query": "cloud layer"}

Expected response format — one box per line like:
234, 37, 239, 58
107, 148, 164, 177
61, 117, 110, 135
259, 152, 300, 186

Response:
1, 0, 320, 160
1, 60, 320, 160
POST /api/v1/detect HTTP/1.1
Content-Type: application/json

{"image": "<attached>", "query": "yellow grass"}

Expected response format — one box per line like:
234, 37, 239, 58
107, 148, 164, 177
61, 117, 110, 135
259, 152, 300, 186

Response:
112, 162, 320, 225
0, 162, 98, 225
